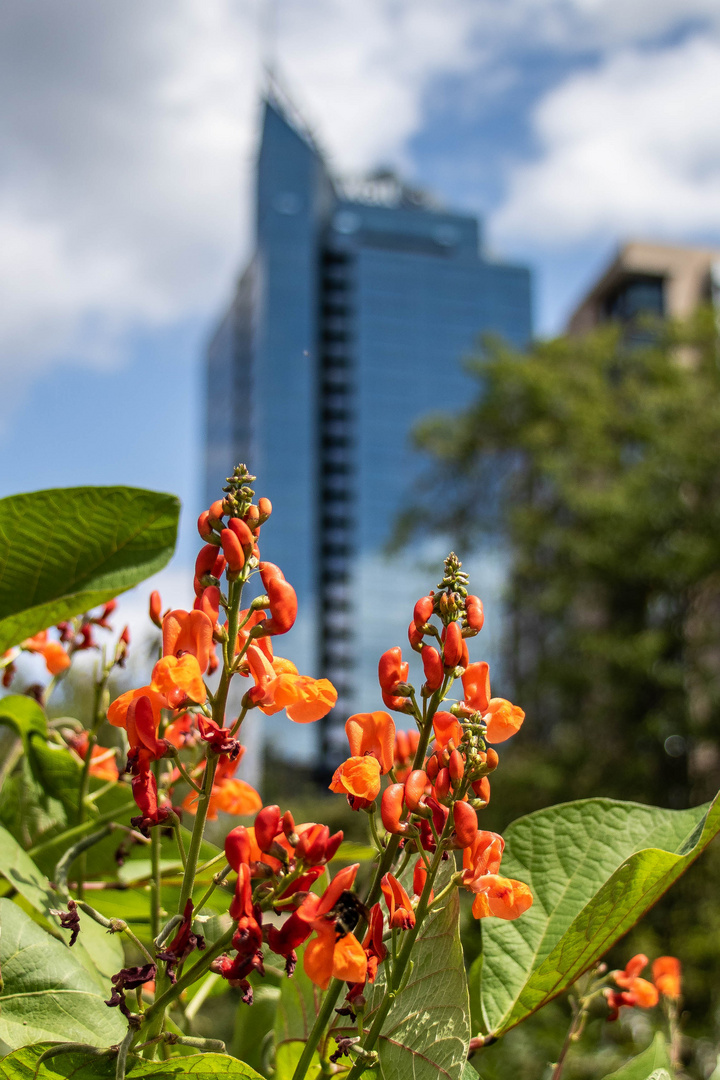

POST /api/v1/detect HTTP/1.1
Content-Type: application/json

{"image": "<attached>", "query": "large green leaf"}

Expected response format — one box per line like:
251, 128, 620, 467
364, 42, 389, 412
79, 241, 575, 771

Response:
0, 697, 47, 749
475, 795, 720, 1037
352, 859, 470, 1080
0, 824, 123, 989
0, 1044, 264, 1078
0, 899, 125, 1048
274, 944, 326, 1047
27, 735, 83, 817
0, 485, 179, 652
601, 1034, 673, 1079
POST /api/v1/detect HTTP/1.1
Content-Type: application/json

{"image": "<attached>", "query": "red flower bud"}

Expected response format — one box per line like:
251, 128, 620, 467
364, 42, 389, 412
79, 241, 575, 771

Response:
378, 647, 408, 692
282, 810, 296, 841
149, 590, 163, 629
421, 646, 443, 693
208, 500, 225, 527
381, 784, 407, 834
295, 823, 330, 864
465, 595, 484, 633
197, 510, 216, 543
255, 805, 281, 853
449, 748, 464, 783
404, 769, 429, 812
435, 767, 451, 801
258, 497, 272, 522
225, 825, 252, 871
221, 529, 245, 573
443, 622, 463, 670
407, 620, 423, 651
413, 595, 434, 629
413, 859, 428, 898
244, 505, 260, 529
256, 563, 297, 636
452, 801, 478, 848
486, 748, 499, 772
228, 517, 255, 549
195, 544, 227, 581
471, 776, 491, 805
425, 752, 439, 782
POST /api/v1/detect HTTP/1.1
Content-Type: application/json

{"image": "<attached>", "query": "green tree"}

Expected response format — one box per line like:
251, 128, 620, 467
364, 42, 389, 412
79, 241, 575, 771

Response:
401, 309, 720, 811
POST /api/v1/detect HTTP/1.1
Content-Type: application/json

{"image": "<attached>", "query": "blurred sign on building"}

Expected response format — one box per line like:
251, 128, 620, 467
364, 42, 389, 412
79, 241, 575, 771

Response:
205, 87, 532, 770
567, 241, 720, 335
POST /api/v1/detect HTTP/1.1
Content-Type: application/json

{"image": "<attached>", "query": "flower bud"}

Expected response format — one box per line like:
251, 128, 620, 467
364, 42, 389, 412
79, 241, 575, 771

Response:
244, 505, 260, 530
421, 646, 443, 694
195, 544, 227, 581
282, 810, 296, 843
149, 590, 163, 629
228, 516, 255, 549
208, 500, 225, 528
413, 595, 434, 629
471, 776, 491, 806
225, 825, 252, 871
452, 801, 478, 848
295, 823, 330, 864
413, 859, 428, 898
258, 497, 272, 523
449, 749, 464, 783
434, 767, 451, 802
465, 595, 484, 633
408, 620, 423, 651
404, 769, 429, 812
443, 621, 463, 670
221, 528, 245, 574
425, 753, 439, 783
486, 748, 499, 772
197, 510, 217, 544
381, 783, 407, 834
255, 805, 281, 853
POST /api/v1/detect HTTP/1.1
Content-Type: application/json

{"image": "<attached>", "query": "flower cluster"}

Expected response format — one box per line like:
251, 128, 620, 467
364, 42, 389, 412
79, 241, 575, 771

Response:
105, 466, 337, 832
605, 953, 682, 1020
330, 552, 532, 922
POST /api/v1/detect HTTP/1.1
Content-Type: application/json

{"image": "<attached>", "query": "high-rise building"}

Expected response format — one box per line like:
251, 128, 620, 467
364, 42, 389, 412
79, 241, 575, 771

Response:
205, 90, 532, 768
567, 241, 720, 335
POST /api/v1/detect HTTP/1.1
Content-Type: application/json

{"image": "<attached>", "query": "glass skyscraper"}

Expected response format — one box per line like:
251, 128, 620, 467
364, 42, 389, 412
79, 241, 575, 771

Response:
205, 92, 532, 768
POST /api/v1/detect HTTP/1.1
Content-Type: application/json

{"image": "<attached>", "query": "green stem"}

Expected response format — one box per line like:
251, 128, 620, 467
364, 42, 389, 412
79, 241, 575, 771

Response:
28, 800, 137, 859
193, 863, 232, 912
151, 792, 162, 941
344, 830, 451, 1080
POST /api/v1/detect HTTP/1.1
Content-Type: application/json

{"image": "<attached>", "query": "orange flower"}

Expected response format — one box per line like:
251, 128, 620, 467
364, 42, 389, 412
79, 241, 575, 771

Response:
303, 922, 367, 990
381, 873, 415, 930
107, 686, 167, 729
329, 756, 382, 802
432, 711, 463, 751
262, 671, 337, 724
298, 864, 367, 989
461, 661, 490, 713
613, 954, 659, 1008
162, 609, 214, 674
652, 956, 681, 998
462, 830, 505, 882
245, 645, 337, 722
183, 757, 262, 820
484, 698, 525, 744
21, 631, 71, 676
69, 733, 119, 782
345, 711, 395, 774
467, 874, 533, 920
151, 654, 206, 707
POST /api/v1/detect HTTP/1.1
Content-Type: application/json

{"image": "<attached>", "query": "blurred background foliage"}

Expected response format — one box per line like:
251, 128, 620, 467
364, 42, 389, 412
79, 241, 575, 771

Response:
394, 307, 720, 1076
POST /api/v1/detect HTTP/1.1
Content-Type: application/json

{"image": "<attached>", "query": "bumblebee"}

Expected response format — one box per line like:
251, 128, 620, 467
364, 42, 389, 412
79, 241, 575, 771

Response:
331, 891, 369, 939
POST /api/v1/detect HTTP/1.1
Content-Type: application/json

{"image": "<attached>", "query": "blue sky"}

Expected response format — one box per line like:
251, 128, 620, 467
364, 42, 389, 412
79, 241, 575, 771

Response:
3, 0, 720, 581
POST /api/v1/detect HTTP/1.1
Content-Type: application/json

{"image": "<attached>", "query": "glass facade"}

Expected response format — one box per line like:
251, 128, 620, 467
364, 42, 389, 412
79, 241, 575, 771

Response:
205, 95, 532, 768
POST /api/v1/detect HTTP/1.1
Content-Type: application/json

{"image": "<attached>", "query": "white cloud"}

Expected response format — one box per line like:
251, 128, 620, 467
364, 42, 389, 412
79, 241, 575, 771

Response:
3, 0, 720, 380
493, 34, 720, 246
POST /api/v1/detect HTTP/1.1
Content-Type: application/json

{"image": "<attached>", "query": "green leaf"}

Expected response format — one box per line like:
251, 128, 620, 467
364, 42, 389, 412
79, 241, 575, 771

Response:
0, 899, 125, 1048
273, 1042, 322, 1080
0, 485, 180, 652
333, 842, 377, 862
0, 1044, 265, 1078
600, 1033, 673, 1078
476, 794, 720, 1037
0, 823, 123, 989
26, 735, 83, 816
274, 944, 326, 1046
358, 859, 470, 1080
0, 696, 47, 750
